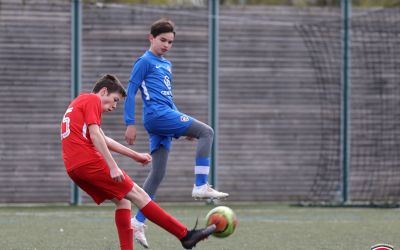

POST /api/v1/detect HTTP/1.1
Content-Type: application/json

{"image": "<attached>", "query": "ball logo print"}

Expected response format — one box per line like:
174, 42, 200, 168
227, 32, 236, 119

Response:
163, 75, 171, 90
371, 244, 394, 250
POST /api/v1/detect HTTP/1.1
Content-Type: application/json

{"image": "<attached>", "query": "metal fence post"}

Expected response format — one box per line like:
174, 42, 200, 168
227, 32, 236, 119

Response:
208, 0, 219, 189
341, 0, 351, 204
70, 0, 82, 206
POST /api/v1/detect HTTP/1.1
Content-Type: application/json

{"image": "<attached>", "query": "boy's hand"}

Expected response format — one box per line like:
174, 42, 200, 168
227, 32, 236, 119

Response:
110, 167, 125, 182
125, 125, 137, 145
135, 153, 152, 166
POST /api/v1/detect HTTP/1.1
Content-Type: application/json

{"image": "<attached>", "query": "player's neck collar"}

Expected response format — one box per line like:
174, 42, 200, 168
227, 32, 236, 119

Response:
147, 50, 165, 60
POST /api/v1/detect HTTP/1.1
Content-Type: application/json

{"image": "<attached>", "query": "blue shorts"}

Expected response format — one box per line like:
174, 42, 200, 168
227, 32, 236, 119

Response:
144, 110, 193, 153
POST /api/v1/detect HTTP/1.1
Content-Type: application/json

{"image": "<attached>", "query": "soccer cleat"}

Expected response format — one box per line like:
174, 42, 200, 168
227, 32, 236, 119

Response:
181, 221, 217, 249
131, 217, 149, 249
192, 184, 229, 200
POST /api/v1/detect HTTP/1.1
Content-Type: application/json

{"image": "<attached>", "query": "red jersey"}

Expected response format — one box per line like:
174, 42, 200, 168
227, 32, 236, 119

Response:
61, 93, 103, 172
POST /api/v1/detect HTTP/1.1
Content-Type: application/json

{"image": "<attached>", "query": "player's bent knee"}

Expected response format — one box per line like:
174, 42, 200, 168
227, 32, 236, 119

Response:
119, 198, 131, 209
207, 125, 214, 138
112, 198, 131, 210
201, 124, 214, 139
125, 184, 152, 209
134, 184, 150, 199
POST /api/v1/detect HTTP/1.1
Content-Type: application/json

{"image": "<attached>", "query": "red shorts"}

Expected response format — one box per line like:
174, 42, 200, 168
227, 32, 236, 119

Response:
67, 161, 134, 205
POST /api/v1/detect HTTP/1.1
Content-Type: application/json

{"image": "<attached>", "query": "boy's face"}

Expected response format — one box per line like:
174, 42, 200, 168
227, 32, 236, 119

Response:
149, 32, 174, 56
97, 88, 122, 113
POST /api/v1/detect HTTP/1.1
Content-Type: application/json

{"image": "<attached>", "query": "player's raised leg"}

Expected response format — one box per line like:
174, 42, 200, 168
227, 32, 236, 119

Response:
183, 119, 229, 200
125, 183, 216, 249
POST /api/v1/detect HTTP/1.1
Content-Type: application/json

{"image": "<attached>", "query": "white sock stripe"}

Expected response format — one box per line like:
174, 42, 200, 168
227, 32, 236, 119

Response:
195, 165, 210, 175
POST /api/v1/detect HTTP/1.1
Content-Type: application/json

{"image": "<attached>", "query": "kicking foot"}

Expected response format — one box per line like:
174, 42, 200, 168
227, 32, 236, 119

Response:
181, 220, 216, 249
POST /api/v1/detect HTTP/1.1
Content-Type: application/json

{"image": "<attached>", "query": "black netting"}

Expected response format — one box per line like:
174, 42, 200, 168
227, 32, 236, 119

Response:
298, 8, 400, 205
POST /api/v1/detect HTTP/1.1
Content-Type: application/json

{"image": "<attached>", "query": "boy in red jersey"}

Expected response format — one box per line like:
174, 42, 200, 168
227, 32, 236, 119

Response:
61, 74, 216, 250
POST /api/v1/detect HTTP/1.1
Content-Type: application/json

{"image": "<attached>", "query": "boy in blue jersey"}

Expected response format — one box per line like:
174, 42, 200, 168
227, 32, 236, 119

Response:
124, 19, 228, 248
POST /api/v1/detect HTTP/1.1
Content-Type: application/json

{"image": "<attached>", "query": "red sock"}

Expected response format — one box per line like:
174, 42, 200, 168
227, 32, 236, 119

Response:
115, 209, 133, 250
140, 201, 188, 239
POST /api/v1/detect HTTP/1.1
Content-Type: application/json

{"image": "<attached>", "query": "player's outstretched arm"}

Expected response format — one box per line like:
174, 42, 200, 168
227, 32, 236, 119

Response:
100, 128, 151, 166
89, 124, 125, 182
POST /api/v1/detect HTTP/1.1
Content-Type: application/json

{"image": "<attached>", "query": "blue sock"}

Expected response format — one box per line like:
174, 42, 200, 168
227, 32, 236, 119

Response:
196, 174, 208, 186
195, 157, 210, 187
135, 195, 155, 223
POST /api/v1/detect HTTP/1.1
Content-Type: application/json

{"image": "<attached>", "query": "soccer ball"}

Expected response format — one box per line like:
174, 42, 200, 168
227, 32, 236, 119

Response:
205, 206, 237, 238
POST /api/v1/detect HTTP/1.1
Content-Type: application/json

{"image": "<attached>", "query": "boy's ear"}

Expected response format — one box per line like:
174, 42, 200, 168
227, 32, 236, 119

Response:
148, 34, 154, 42
99, 87, 108, 96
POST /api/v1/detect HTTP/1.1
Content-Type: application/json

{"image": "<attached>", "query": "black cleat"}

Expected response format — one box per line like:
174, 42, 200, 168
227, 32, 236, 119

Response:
180, 221, 216, 249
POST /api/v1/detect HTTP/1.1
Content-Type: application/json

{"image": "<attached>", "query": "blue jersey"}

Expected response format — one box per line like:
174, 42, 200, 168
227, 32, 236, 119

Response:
124, 50, 177, 125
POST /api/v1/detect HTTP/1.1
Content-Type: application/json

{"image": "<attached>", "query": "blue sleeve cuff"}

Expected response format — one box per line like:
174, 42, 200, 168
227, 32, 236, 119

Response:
125, 120, 135, 126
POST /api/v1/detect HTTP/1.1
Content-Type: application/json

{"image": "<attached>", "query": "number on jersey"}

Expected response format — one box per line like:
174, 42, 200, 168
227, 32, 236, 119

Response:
61, 107, 73, 139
